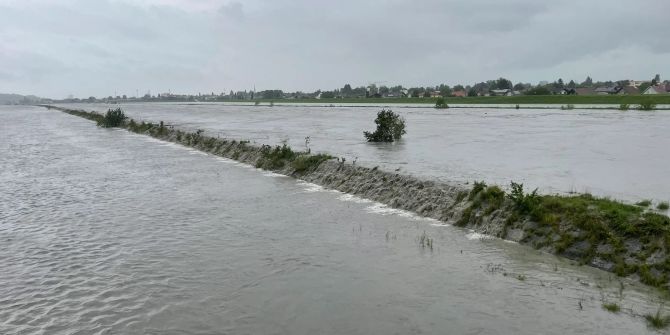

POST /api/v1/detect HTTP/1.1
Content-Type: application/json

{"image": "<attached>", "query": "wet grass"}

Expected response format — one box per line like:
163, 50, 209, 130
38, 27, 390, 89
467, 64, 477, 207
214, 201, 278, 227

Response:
256, 144, 299, 169
638, 101, 658, 111
254, 144, 333, 172
418, 231, 434, 251
602, 302, 621, 313
636, 200, 652, 207
292, 154, 334, 173
645, 307, 670, 329
463, 181, 670, 288
659, 202, 670, 211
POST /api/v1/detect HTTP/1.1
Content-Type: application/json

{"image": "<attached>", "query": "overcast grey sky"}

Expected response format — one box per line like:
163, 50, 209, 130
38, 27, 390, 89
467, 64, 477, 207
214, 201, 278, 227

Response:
0, 0, 668, 98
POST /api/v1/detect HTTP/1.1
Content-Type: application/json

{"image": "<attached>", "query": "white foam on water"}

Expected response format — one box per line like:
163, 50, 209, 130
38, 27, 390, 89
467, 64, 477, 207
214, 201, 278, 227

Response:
337, 193, 372, 204
160, 142, 183, 149
466, 231, 494, 240
364, 203, 440, 224
215, 157, 235, 164
233, 162, 255, 170
298, 181, 325, 193
262, 171, 287, 178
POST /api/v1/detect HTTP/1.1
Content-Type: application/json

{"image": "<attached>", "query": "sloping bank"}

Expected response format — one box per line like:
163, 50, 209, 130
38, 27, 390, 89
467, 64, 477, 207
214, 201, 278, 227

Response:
47, 105, 670, 289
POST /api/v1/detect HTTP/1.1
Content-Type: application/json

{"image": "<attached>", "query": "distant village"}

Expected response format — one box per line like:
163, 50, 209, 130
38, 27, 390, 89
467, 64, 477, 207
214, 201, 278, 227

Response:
12, 74, 669, 105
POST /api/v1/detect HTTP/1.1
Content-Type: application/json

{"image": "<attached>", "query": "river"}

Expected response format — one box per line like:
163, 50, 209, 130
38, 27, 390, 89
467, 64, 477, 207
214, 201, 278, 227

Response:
57, 102, 670, 205
1, 105, 667, 334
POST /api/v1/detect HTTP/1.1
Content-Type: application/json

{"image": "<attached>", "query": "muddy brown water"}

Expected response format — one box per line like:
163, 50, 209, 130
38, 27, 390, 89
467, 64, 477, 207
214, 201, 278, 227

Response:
1, 105, 668, 334
57, 102, 670, 206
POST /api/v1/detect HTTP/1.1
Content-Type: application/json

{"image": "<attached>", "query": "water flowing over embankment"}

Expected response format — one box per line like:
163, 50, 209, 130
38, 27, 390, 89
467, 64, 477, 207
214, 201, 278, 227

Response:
46, 105, 670, 289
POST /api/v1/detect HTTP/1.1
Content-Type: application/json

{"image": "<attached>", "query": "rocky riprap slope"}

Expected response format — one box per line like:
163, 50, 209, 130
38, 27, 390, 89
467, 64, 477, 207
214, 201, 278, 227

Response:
47, 105, 670, 289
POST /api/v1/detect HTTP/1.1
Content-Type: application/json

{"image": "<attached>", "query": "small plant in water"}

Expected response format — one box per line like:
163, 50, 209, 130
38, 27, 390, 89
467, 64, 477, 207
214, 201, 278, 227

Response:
638, 101, 657, 111
508, 181, 539, 214
619, 103, 630, 111
364, 109, 406, 142
516, 274, 526, 281
602, 302, 620, 313
98, 108, 126, 128
636, 199, 652, 207
645, 306, 670, 329
658, 202, 669, 211
418, 231, 433, 251
304, 136, 311, 153
435, 97, 449, 109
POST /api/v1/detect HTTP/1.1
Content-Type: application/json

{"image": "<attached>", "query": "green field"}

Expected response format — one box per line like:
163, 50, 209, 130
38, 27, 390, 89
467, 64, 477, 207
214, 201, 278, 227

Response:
250, 95, 670, 106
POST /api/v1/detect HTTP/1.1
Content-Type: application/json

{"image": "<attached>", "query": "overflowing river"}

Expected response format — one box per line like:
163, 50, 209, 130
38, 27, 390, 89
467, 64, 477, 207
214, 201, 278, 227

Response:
1, 105, 668, 334
58, 102, 670, 204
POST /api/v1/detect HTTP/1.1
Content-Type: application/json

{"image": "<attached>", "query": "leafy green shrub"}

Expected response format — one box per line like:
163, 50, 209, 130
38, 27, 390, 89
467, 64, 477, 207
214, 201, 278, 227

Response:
292, 154, 333, 173
258, 144, 298, 169
638, 101, 657, 111
481, 186, 505, 213
508, 182, 539, 214
97, 108, 126, 128
189, 129, 204, 145
364, 109, 406, 142
646, 308, 670, 329
602, 303, 620, 313
469, 181, 487, 200
435, 97, 449, 109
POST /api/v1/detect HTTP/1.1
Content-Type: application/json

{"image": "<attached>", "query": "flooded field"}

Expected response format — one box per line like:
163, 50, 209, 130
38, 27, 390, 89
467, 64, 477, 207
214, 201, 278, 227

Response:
58, 102, 670, 204
2, 105, 669, 334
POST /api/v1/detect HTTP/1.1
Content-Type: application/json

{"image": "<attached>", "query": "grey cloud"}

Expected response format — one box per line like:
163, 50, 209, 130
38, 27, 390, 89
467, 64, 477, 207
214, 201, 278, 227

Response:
218, 1, 244, 20
0, 0, 667, 98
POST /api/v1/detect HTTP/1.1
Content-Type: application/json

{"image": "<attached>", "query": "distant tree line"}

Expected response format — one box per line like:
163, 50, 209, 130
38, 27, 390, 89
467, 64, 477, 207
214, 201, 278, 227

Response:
56, 74, 664, 103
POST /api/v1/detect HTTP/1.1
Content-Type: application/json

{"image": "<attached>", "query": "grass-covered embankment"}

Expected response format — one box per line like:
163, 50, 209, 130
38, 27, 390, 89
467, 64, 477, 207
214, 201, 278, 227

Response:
46, 105, 670, 290
459, 182, 670, 288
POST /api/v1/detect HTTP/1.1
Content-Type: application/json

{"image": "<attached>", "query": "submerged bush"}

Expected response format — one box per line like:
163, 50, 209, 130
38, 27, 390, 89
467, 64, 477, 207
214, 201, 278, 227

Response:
508, 182, 539, 214
292, 154, 333, 173
646, 308, 670, 329
97, 108, 126, 128
257, 144, 298, 169
364, 109, 406, 142
619, 103, 630, 111
435, 97, 449, 109
638, 101, 657, 111
602, 302, 620, 313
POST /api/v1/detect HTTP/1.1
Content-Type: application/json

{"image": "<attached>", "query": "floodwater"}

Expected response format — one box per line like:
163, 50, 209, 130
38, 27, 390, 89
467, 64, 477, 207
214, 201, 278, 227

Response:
1, 105, 669, 334
58, 102, 670, 204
